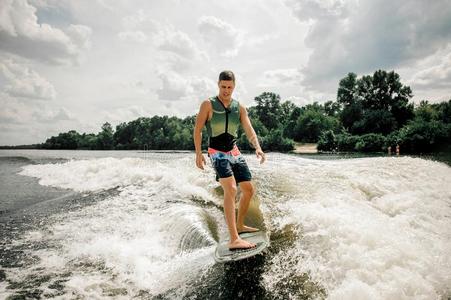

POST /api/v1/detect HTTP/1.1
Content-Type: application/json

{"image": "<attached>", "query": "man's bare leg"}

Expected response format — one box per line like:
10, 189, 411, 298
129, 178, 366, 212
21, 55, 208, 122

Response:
237, 181, 259, 233
219, 177, 256, 249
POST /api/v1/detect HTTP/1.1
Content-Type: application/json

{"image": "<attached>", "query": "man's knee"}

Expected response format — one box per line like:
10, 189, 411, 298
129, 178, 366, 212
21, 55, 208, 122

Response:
240, 181, 254, 197
228, 184, 238, 196
220, 178, 237, 196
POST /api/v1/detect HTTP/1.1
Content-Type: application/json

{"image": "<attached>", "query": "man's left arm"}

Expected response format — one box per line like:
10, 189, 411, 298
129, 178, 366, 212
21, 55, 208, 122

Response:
239, 104, 266, 164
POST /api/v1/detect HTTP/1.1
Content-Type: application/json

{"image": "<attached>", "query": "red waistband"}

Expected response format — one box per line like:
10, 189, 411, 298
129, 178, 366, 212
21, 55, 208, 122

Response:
208, 145, 241, 156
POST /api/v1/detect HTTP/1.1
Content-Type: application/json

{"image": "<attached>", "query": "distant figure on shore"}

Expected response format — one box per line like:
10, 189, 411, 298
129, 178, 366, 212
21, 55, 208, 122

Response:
396, 144, 400, 156
387, 146, 392, 155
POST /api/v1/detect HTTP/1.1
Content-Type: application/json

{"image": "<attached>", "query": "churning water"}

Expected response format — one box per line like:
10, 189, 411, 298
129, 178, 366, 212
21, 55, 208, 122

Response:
0, 150, 450, 299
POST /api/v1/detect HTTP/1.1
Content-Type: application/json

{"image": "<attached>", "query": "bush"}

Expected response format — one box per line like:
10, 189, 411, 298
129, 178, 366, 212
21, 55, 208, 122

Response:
354, 133, 386, 152
319, 132, 388, 153
385, 131, 400, 149
317, 130, 337, 151
398, 119, 450, 153
261, 128, 295, 152
294, 110, 339, 142
335, 133, 359, 152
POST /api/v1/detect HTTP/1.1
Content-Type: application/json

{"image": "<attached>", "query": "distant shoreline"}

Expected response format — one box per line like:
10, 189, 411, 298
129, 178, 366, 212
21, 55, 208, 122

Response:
0, 145, 41, 149
293, 143, 318, 154
1, 148, 450, 166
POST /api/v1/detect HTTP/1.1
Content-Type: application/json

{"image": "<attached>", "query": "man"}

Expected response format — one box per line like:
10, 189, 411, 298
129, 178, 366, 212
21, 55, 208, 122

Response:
194, 70, 266, 250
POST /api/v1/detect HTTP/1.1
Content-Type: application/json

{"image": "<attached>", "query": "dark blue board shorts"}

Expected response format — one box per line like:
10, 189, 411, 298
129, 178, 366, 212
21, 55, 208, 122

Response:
208, 145, 252, 183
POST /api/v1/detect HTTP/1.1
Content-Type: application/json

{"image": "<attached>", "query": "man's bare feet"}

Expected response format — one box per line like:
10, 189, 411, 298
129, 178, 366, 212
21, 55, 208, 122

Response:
237, 225, 259, 234
228, 238, 256, 250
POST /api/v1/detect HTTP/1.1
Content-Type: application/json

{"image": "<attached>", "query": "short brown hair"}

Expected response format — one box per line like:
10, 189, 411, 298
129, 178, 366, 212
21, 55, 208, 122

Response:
219, 70, 235, 82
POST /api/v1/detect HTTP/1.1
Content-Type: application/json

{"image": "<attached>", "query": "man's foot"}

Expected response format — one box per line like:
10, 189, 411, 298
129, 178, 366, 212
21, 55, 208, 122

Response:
237, 225, 260, 234
228, 238, 256, 250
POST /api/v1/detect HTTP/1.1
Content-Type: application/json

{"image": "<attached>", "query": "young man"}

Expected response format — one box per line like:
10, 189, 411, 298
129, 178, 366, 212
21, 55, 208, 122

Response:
193, 70, 266, 250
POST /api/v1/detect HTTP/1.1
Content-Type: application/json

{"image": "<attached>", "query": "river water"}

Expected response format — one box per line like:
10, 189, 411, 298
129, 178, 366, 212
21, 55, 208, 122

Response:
0, 149, 450, 299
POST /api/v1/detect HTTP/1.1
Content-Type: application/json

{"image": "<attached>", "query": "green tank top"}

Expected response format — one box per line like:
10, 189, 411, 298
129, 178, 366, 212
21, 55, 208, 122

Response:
206, 96, 240, 138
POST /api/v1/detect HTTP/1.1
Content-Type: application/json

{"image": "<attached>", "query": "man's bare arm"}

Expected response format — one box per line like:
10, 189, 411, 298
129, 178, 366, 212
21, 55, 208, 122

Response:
240, 104, 266, 163
193, 100, 209, 169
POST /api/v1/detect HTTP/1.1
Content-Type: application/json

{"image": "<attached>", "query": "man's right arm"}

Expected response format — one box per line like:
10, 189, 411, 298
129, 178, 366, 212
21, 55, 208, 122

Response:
193, 100, 209, 169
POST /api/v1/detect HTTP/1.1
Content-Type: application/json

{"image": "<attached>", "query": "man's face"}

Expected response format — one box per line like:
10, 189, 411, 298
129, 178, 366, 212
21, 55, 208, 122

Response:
218, 80, 235, 100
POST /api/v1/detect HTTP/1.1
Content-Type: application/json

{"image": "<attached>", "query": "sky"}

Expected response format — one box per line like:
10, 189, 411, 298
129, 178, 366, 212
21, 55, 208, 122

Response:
0, 0, 450, 146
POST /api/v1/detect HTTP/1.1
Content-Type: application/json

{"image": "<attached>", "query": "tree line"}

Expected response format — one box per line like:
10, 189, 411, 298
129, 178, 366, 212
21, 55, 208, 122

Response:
31, 70, 450, 153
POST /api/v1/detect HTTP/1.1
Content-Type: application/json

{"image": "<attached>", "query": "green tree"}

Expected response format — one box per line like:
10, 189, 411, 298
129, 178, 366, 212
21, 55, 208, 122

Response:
324, 100, 341, 117
114, 122, 134, 149
433, 99, 451, 123
335, 132, 360, 152
283, 106, 302, 139
97, 122, 114, 150
337, 73, 358, 107
237, 116, 268, 150
398, 119, 450, 153
254, 92, 282, 130
261, 128, 295, 152
280, 100, 297, 125
354, 133, 386, 152
352, 109, 397, 135
337, 73, 362, 131
415, 100, 438, 122
43, 130, 80, 149
317, 130, 337, 151
337, 70, 414, 135
294, 109, 339, 142
78, 133, 97, 150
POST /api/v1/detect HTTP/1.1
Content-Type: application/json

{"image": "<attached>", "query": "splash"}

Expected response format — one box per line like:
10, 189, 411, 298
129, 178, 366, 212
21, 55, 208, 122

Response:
261, 156, 451, 299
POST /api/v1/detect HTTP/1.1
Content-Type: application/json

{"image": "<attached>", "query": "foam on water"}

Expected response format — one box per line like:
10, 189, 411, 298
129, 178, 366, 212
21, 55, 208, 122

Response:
4, 156, 220, 298
261, 155, 451, 299
19, 157, 213, 198
4, 154, 451, 299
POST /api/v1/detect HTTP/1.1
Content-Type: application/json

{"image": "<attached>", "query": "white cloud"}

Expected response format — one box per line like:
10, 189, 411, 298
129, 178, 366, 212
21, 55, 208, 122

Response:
118, 9, 156, 43
245, 33, 280, 48
155, 52, 192, 73
121, 9, 149, 30
409, 45, 451, 90
118, 11, 207, 63
0, 91, 82, 145
32, 107, 73, 123
101, 105, 150, 125
156, 71, 216, 101
284, 0, 451, 93
66, 24, 92, 49
0, 59, 56, 100
285, 0, 350, 21
285, 95, 315, 107
0, 94, 31, 124
0, 0, 92, 64
118, 31, 148, 43
0, 123, 41, 145
157, 71, 191, 101
190, 76, 218, 100
258, 68, 302, 87
0, 93, 74, 126
198, 16, 242, 58
157, 28, 204, 60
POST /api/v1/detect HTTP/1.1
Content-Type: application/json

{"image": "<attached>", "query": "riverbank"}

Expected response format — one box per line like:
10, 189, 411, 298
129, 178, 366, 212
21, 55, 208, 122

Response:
293, 143, 318, 154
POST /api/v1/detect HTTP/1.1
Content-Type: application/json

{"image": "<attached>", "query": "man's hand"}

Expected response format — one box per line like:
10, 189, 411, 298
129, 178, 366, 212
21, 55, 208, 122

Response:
196, 152, 207, 170
255, 148, 266, 164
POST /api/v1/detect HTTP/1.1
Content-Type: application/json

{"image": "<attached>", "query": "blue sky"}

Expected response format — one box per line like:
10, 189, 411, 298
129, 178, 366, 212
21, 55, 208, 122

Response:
1, 0, 450, 145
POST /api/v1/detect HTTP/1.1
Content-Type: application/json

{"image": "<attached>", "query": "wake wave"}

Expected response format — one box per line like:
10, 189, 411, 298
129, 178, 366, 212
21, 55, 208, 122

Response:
5, 154, 451, 299
260, 155, 451, 299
